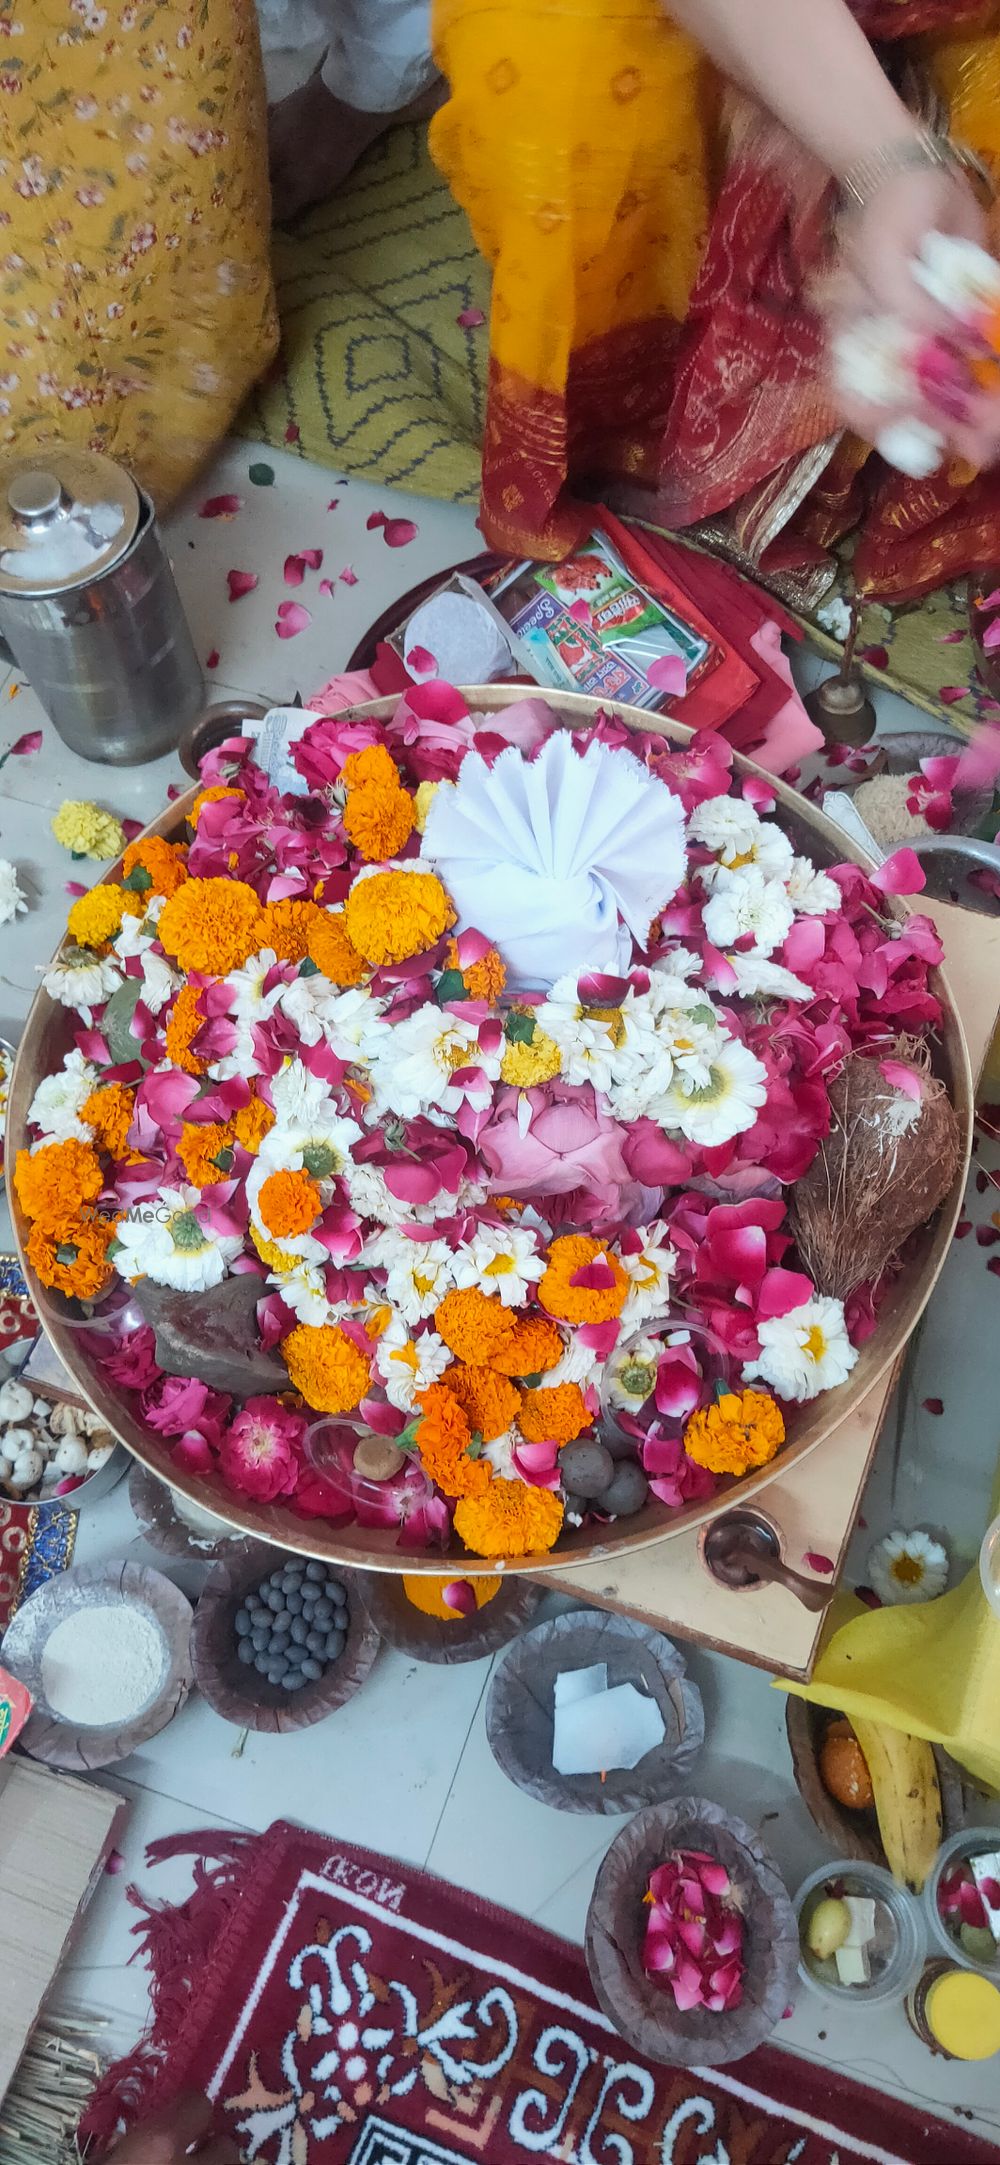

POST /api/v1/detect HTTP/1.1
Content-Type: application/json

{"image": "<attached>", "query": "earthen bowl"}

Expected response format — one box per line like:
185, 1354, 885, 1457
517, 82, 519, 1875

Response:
191, 1542, 380, 1733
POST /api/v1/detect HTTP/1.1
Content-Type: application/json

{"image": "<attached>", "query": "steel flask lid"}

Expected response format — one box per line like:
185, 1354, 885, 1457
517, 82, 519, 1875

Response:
0, 447, 141, 598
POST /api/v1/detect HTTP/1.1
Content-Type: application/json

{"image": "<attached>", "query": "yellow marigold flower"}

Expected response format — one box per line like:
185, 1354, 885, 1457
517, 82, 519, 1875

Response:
683, 1390, 785, 1476
67, 884, 129, 948
232, 1092, 275, 1154
414, 1383, 492, 1499
164, 983, 208, 1076
284, 1323, 370, 1415
538, 1234, 628, 1326
51, 800, 125, 861
455, 1478, 564, 1560
250, 1225, 291, 1270
121, 834, 188, 902
445, 939, 506, 1003
16, 1138, 103, 1229
412, 780, 440, 835
191, 784, 243, 822
306, 909, 368, 987
343, 780, 414, 863
443, 1364, 522, 1442
344, 867, 455, 967
26, 1213, 118, 1301
518, 1381, 591, 1446
258, 896, 323, 964
500, 1027, 562, 1087
176, 1120, 235, 1188
434, 1285, 516, 1365
258, 1167, 321, 1238
492, 1315, 564, 1378
82, 1083, 135, 1162
158, 876, 264, 976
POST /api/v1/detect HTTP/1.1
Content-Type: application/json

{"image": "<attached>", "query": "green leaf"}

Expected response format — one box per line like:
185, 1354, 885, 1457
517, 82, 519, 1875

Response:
70, 850, 87, 862
102, 978, 145, 1066
122, 863, 152, 893
503, 1009, 536, 1045
467, 1432, 483, 1458
248, 461, 275, 487
689, 1003, 717, 1026
396, 1418, 421, 1453
520, 1371, 543, 1389
434, 968, 466, 1006
55, 1242, 80, 1266
211, 1147, 235, 1174
298, 956, 320, 978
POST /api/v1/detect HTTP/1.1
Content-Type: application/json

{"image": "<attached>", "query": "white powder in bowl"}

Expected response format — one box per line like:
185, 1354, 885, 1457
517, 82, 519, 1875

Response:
41, 1605, 165, 1726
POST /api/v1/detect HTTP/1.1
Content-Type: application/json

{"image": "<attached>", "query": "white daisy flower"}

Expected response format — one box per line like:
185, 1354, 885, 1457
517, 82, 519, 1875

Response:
266, 1257, 333, 1327
744, 1293, 857, 1403
702, 865, 795, 958
366, 1005, 497, 1120
726, 955, 812, 1003
536, 974, 625, 1094
225, 948, 286, 1030
113, 893, 165, 956
28, 1048, 98, 1144
658, 1033, 768, 1148
248, 1112, 362, 1260
544, 1335, 604, 1391
43, 946, 122, 1019
786, 856, 840, 918
374, 1313, 450, 1411
867, 1528, 949, 1606
451, 1222, 545, 1307
620, 1223, 677, 1329
114, 1184, 242, 1293
368, 1230, 456, 1326
269, 1058, 339, 1130
605, 1332, 660, 1412
0, 857, 27, 926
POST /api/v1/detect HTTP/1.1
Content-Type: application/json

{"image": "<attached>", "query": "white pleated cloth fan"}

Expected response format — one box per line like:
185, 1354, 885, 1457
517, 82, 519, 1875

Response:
422, 732, 687, 990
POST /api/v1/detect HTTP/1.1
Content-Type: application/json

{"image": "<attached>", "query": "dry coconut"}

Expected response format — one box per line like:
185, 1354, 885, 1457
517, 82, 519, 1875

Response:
790, 1046, 962, 1299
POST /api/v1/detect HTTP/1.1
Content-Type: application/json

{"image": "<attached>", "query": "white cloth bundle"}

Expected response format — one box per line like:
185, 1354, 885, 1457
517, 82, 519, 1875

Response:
422, 731, 686, 991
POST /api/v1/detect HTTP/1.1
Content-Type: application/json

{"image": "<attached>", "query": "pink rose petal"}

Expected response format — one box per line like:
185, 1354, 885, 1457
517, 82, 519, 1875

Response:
327, 498, 339, 511
937, 628, 967, 644
206, 648, 220, 670
120, 816, 143, 842
340, 567, 358, 586
284, 421, 300, 443
871, 847, 926, 896
879, 1057, 923, 1102
284, 553, 306, 586
441, 1578, 478, 1616
457, 306, 486, 328
65, 879, 87, 896
939, 686, 970, 704
227, 569, 258, 603
10, 729, 41, 755
983, 620, 1000, 652
567, 599, 591, 624
922, 1396, 944, 1415
804, 1550, 835, 1575
318, 578, 335, 597
199, 493, 243, 518
275, 601, 312, 639
646, 653, 688, 697
406, 645, 437, 676
366, 510, 419, 548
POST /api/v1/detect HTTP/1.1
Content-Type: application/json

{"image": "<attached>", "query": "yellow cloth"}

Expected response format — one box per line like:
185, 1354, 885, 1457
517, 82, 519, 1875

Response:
780, 1467, 1000, 1794
0, 0, 278, 507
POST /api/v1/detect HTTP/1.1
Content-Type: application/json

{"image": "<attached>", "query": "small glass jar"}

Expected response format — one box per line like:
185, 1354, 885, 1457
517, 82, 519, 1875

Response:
795, 1860, 925, 2007
924, 1827, 1000, 1979
599, 1313, 729, 1447
906, 1959, 1000, 2061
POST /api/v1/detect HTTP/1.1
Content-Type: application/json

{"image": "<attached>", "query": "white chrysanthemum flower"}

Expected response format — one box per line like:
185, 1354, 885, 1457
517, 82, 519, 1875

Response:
0, 857, 27, 926
368, 1230, 456, 1326
690, 799, 793, 883
114, 1184, 242, 1293
43, 946, 122, 1018
374, 1313, 450, 1411
744, 1293, 857, 1403
366, 1005, 496, 1120
726, 955, 812, 1003
266, 1257, 333, 1326
452, 1222, 545, 1307
867, 1528, 949, 1606
28, 1048, 98, 1144
914, 230, 1000, 318
347, 1161, 411, 1230
620, 1224, 677, 1329
787, 856, 840, 918
482, 1427, 519, 1479
658, 1033, 768, 1148
605, 1332, 660, 1412
113, 893, 165, 956
280, 972, 377, 1058
137, 946, 179, 1017
269, 1057, 338, 1130
544, 1335, 604, 1391
702, 866, 795, 958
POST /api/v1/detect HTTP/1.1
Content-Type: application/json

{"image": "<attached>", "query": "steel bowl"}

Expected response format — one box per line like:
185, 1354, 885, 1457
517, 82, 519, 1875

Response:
4, 687, 973, 1574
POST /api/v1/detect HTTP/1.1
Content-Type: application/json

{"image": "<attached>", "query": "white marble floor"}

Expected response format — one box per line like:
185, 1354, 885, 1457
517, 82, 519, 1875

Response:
1, 441, 999, 2154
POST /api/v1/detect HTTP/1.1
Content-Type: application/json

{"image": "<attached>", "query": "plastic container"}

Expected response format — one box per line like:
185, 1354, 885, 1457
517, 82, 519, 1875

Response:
925, 1826, 1000, 1979
795, 1860, 925, 2007
599, 1315, 729, 1447
906, 1959, 1000, 2060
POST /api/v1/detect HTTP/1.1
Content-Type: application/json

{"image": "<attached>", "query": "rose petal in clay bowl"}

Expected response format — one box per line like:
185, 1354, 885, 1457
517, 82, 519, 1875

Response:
0, 1560, 192, 1770
795, 1860, 925, 2007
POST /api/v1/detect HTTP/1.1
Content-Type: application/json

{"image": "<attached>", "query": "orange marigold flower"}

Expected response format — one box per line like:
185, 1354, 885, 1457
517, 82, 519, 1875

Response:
258, 896, 324, 964
67, 884, 129, 948
518, 1381, 591, 1446
157, 876, 264, 976
443, 1364, 522, 1442
284, 1323, 370, 1414
15, 1138, 103, 1229
445, 938, 506, 1003
343, 780, 414, 863
82, 1083, 135, 1162
191, 784, 243, 823
26, 1212, 118, 1300
259, 1167, 321, 1238
434, 1285, 516, 1365
683, 1390, 785, 1477
414, 1383, 492, 1499
492, 1315, 564, 1378
306, 909, 369, 987
454, 1478, 564, 1560
121, 833, 188, 912
232, 1092, 275, 1154
344, 868, 455, 967
177, 1119, 235, 1188
538, 1234, 628, 1325
164, 982, 208, 1075
341, 743, 400, 790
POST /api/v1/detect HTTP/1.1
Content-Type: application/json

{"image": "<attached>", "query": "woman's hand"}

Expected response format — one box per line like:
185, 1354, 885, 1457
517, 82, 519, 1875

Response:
106, 2093, 238, 2165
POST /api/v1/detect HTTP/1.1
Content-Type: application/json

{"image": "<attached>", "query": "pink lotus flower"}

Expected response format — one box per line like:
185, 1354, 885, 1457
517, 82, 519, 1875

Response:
219, 1396, 306, 1501
478, 1082, 630, 1208
643, 1848, 746, 2013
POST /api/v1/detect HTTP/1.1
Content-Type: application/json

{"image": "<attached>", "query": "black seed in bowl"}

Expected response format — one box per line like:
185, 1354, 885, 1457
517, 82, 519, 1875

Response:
231, 1560, 354, 1695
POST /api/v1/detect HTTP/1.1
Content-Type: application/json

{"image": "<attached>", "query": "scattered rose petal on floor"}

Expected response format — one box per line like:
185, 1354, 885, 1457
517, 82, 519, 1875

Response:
206, 648, 220, 670
976, 1169, 990, 1193
284, 553, 306, 587
166, 783, 181, 801
326, 498, 339, 511
248, 462, 274, 487
855, 1585, 882, 1609
120, 816, 143, 842
300, 548, 323, 570
939, 686, 971, 703
227, 569, 258, 602
406, 645, 437, 675
922, 1397, 944, 1414
284, 422, 300, 443
804, 1551, 835, 1574
987, 1257, 1000, 1278
10, 729, 41, 755
366, 511, 385, 532
199, 493, 243, 519
340, 567, 358, 586
65, 880, 87, 897
976, 1225, 1000, 1246
859, 645, 889, 670
953, 1217, 972, 1238
275, 600, 311, 639
937, 628, 967, 644
318, 578, 335, 597
104, 1849, 125, 1876
871, 847, 926, 896
457, 306, 486, 329
366, 510, 418, 547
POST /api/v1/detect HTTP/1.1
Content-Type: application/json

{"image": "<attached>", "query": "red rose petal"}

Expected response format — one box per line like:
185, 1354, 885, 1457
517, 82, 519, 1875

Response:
937, 628, 967, 644
318, 578, 335, 597
366, 511, 386, 531
205, 648, 220, 670
284, 553, 306, 587
859, 645, 889, 670
226, 569, 258, 602
340, 567, 358, 586
976, 1225, 1000, 1247
365, 513, 419, 548
326, 498, 339, 511
284, 421, 300, 443
954, 1218, 972, 1238
457, 306, 486, 329
855, 1584, 883, 1609
988, 1257, 1000, 1277
199, 493, 243, 519
120, 816, 143, 842
922, 1397, 944, 1415
804, 1551, 835, 1575
406, 645, 437, 676
275, 600, 312, 639
939, 686, 971, 705
10, 729, 41, 755
166, 783, 181, 801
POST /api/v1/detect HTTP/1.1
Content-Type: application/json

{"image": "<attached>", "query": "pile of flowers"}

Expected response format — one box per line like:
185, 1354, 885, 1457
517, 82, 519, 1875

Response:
13, 687, 949, 1560
642, 1848, 746, 2014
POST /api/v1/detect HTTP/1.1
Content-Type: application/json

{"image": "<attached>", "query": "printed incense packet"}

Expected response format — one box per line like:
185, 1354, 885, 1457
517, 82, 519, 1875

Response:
492, 530, 719, 712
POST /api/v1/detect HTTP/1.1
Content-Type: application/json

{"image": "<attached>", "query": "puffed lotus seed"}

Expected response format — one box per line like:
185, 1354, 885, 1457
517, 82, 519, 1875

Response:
53, 1436, 89, 1477
0, 1381, 33, 1424
86, 1442, 115, 1471
10, 1449, 44, 1490
48, 1403, 83, 1436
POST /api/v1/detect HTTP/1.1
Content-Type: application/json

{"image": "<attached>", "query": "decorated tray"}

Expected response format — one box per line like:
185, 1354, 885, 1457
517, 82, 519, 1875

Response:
5, 686, 972, 1573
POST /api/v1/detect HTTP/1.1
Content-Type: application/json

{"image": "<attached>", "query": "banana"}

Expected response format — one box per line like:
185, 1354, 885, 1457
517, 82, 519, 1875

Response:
850, 1717, 942, 1892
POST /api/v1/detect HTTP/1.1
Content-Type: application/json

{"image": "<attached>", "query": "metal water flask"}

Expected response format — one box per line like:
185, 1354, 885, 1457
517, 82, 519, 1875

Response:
0, 447, 203, 765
